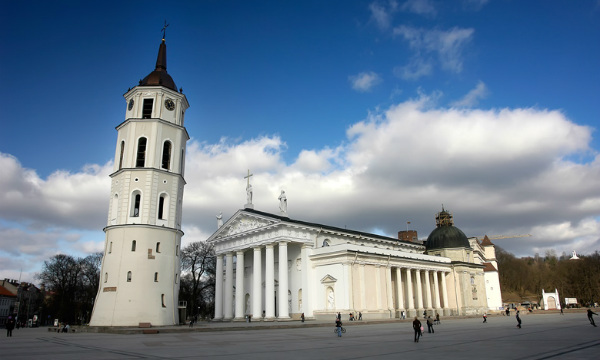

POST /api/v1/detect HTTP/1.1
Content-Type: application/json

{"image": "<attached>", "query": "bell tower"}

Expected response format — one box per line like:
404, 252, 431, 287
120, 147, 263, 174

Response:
90, 35, 189, 326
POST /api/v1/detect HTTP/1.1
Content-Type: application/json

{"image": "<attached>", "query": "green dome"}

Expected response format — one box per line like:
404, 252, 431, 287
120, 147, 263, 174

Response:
425, 225, 470, 250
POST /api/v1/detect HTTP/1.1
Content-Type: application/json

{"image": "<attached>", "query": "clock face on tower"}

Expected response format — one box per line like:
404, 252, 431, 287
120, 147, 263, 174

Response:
165, 99, 175, 111
128, 99, 134, 111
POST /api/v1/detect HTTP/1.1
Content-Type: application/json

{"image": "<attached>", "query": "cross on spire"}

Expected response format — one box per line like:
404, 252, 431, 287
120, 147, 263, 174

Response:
162, 20, 169, 40
244, 169, 253, 186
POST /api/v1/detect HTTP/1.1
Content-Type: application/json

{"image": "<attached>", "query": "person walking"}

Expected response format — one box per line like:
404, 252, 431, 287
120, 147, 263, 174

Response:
483, 313, 487, 323
426, 316, 434, 333
516, 310, 522, 328
413, 316, 422, 342
435, 313, 440, 324
301, 313, 305, 322
335, 317, 343, 337
358, 312, 362, 321
587, 309, 597, 327
6, 316, 15, 337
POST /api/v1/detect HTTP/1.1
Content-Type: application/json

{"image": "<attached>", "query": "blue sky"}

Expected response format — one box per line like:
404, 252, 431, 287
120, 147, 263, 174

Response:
1, 0, 599, 284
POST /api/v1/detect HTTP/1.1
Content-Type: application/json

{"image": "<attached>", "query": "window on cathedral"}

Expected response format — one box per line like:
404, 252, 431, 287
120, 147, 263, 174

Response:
158, 195, 166, 219
104, 272, 108, 283
142, 99, 153, 119
132, 240, 136, 252
161, 141, 172, 170
132, 193, 141, 217
154, 272, 158, 282
127, 271, 132, 282
109, 242, 112, 253
176, 245, 179, 256
322, 240, 330, 247
161, 294, 166, 307
119, 141, 125, 170
136, 137, 147, 167
174, 273, 178, 283
156, 242, 161, 253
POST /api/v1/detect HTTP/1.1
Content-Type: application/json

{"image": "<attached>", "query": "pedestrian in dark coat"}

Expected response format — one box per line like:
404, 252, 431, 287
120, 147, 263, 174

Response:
413, 316, 422, 342
587, 309, 597, 327
6, 316, 15, 337
426, 316, 434, 333
516, 310, 522, 328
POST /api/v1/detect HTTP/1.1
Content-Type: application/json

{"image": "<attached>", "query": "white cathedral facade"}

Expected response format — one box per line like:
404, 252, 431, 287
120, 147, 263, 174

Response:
90, 36, 189, 326
208, 205, 503, 321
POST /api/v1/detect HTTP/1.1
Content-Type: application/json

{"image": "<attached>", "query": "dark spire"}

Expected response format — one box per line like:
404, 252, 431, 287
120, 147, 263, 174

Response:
139, 38, 177, 91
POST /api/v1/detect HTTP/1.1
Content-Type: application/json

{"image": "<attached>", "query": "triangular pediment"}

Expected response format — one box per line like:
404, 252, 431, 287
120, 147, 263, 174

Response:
320, 274, 337, 284
213, 210, 278, 240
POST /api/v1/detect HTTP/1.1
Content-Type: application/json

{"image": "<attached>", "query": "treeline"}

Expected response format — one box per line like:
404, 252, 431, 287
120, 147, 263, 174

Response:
36, 253, 102, 324
35, 242, 216, 325
497, 247, 600, 306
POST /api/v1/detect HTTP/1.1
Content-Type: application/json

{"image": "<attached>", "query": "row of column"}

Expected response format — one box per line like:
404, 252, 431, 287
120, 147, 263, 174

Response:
393, 267, 449, 313
214, 241, 293, 321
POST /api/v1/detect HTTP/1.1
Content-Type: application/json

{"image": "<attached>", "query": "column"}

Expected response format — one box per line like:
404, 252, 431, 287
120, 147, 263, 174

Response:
265, 244, 275, 320
395, 267, 404, 310
252, 247, 262, 319
234, 250, 245, 320
224, 252, 234, 319
375, 266, 382, 309
214, 254, 224, 320
406, 268, 414, 311
301, 245, 311, 317
441, 271, 449, 310
433, 271, 441, 309
415, 269, 424, 310
424, 270, 432, 309
359, 264, 366, 311
278, 241, 290, 319
386, 267, 393, 311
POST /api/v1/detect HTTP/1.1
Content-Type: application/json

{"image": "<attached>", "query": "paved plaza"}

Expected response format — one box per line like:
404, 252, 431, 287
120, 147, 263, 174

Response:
1, 312, 598, 359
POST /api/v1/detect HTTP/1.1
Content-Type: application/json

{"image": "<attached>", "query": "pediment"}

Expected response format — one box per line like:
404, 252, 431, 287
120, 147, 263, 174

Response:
216, 214, 276, 238
320, 274, 337, 284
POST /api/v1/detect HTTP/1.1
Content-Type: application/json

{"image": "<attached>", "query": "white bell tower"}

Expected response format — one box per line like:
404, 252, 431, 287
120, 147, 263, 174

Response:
90, 35, 189, 326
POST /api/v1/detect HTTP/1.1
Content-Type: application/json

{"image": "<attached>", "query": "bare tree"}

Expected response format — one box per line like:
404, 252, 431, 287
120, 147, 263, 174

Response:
180, 241, 216, 319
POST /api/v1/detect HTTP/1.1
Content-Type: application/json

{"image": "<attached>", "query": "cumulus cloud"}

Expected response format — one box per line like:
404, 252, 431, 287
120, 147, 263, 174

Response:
349, 71, 383, 92
1, 99, 599, 283
451, 81, 489, 107
393, 25, 474, 78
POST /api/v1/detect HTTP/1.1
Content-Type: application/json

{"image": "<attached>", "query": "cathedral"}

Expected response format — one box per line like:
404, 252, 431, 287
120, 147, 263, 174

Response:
208, 204, 502, 321
89, 34, 501, 326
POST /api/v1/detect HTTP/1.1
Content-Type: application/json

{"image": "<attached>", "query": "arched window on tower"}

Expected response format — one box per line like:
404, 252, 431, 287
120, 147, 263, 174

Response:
180, 149, 185, 175
157, 194, 168, 220
131, 191, 141, 217
156, 242, 161, 253
136, 137, 147, 167
127, 271, 132, 282
131, 240, 136, 252
118, 141, 125, 170
161, 141, 172, 170
142, 98, 153, 119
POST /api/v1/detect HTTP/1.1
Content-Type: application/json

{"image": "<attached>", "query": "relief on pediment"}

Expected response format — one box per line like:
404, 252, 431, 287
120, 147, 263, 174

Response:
219, 217, 274, 237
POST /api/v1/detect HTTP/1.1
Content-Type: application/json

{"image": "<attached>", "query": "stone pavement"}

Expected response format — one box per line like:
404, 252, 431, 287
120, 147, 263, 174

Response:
1, 312, 598, 359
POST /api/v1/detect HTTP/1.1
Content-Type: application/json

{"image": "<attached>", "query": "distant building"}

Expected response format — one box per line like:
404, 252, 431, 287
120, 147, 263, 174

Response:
0, 284, 17, 326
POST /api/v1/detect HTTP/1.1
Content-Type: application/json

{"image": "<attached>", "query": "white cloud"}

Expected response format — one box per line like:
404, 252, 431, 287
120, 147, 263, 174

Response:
349, 71, 382, 92
393, 25, 474, 77
451, 81, 489, 107
2, 99, 599, 282
400, 0, 437, 16
369, 1, 398, 30
393, 58, 433, 80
